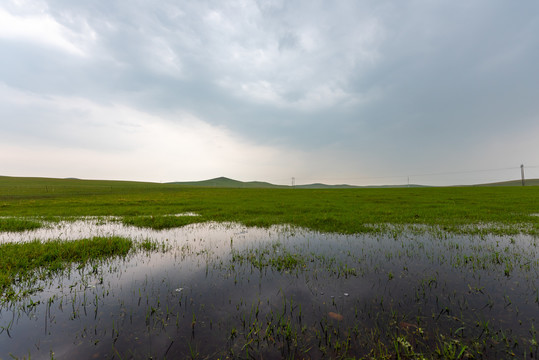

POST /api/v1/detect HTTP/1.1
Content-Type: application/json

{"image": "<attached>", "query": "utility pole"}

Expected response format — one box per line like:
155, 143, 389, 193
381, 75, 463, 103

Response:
521, 164, 525, 186
291, 177, 295, 188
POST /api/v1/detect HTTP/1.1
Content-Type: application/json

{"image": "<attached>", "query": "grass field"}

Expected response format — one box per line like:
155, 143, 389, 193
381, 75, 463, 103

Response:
1, 176, 538, 235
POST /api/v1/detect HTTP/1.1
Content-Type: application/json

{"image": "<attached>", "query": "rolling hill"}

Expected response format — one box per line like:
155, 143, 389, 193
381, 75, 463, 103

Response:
168, 177, 427, 189
168, 177, 286, 188
170, 176, 538, 188
1, 175, 536, 189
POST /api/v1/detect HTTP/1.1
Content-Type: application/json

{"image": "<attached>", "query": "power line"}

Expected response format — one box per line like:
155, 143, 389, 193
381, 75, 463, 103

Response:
407, 166, 521, 178
265, 164, 539, 185
302, 166, 535, 182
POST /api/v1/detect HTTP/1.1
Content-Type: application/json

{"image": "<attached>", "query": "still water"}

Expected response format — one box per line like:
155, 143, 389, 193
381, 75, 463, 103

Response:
1, 220, 538, 358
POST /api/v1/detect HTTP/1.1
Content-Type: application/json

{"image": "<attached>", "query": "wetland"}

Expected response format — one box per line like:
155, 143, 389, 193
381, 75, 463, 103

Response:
0, 177, 538, 358
1, 219, 538, 359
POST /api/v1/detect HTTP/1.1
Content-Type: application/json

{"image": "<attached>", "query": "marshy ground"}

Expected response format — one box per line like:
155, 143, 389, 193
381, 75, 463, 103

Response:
0, 218, 537, 359
0, 177, 538, 358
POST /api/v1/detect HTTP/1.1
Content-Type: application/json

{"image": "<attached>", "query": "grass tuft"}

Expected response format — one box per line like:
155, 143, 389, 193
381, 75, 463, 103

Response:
0, 236, 132, 299
0, 218, 42, 232
122, 215, 205, 230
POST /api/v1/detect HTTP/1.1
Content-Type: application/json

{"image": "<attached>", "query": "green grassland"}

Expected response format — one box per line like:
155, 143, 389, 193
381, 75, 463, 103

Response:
1, 176, 538, 235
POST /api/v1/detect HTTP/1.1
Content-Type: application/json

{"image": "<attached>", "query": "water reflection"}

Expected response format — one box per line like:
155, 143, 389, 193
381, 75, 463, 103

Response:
1, 221, 538, 358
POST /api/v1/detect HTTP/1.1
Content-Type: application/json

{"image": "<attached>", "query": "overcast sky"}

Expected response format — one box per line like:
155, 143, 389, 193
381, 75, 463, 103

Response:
1, 0, 538, 186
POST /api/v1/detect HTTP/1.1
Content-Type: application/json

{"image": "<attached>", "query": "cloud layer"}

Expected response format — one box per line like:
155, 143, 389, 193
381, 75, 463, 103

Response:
1, 0, 538, 185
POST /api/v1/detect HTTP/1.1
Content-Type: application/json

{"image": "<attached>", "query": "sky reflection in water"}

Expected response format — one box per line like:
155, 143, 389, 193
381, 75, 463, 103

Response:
1, 220, 538, 358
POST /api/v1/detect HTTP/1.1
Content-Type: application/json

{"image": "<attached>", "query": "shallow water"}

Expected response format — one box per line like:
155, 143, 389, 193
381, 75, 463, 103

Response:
1, 221, 538, 359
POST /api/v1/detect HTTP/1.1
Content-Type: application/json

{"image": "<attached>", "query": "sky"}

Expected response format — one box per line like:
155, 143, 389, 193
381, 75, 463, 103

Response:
1, 0, 538, 186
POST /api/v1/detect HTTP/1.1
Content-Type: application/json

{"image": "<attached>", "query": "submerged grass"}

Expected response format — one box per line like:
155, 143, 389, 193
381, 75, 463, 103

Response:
231, 242, 307, 272
0, 220, 537, 358
0, 236, 132, 299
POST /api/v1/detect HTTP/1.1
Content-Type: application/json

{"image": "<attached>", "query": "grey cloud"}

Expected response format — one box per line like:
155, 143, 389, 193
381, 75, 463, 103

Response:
278, 32, 299, 52
2, 0, 539, 183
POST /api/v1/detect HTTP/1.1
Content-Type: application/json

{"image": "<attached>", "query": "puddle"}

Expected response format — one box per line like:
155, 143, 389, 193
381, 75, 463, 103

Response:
0, 216, 202, 244
1, 221, 538, 358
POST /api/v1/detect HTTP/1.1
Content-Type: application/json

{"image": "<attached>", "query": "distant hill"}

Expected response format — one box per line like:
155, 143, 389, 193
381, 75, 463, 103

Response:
474, 178, 539, 187
2, 175, 536, 189
294, 183, 358, 189
170, 176, 539, 188
168, 177, 428, 189
294, 183, 426, 189
168, 177, 286, 188
169, 177, 360, 188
